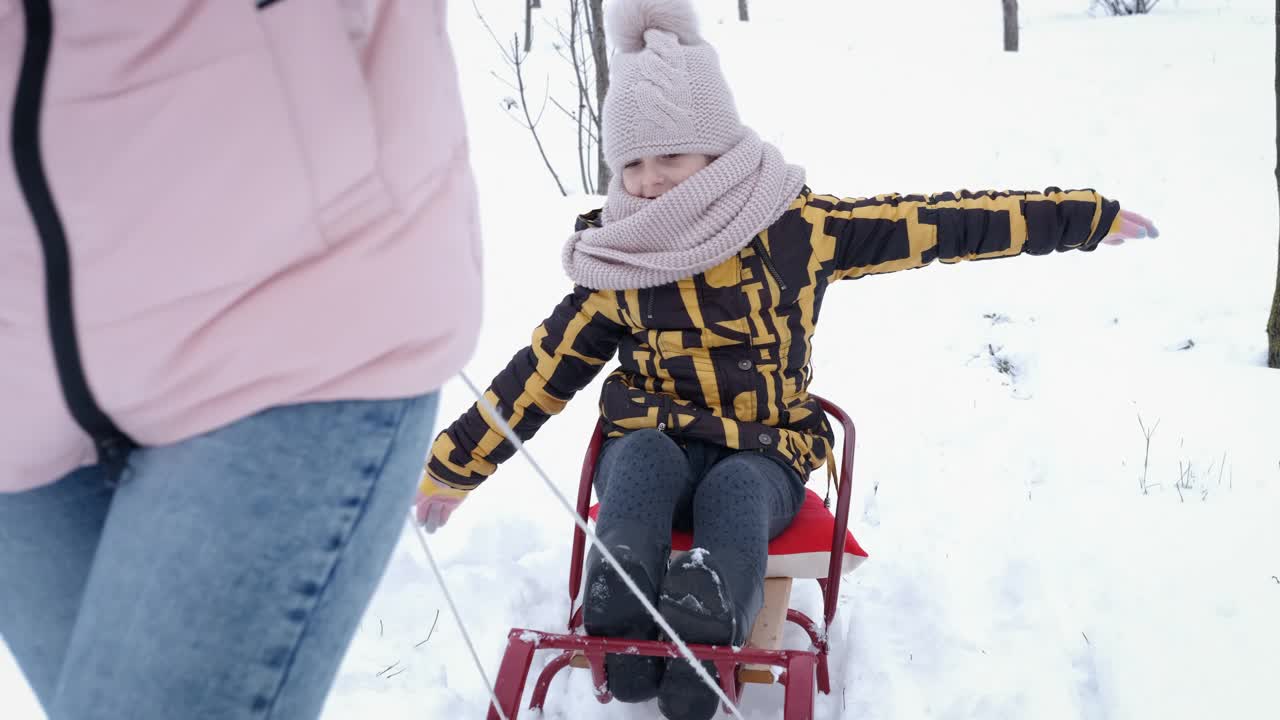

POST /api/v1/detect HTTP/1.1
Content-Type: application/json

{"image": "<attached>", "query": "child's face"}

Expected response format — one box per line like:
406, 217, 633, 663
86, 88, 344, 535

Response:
621, 153, 714, 199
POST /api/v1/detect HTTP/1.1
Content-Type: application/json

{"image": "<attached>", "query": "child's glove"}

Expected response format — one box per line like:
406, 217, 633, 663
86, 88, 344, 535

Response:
414, 471, 471, 533
1101, 209, 1159, 246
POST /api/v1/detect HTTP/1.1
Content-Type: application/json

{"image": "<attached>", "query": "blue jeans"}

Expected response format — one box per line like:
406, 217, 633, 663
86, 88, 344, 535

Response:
0, 393, 438, 719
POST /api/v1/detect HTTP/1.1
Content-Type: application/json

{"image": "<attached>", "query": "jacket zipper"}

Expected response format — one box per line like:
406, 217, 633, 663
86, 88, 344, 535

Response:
14, 0, 137, 478
752, 237, 787, 291
646, 288, 655, 321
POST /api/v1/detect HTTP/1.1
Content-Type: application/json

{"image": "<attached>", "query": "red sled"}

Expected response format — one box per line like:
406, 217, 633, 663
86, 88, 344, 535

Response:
489, 395, 867, 720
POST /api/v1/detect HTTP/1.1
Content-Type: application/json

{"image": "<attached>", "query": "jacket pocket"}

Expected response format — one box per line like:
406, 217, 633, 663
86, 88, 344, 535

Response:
256, 0, 393, 244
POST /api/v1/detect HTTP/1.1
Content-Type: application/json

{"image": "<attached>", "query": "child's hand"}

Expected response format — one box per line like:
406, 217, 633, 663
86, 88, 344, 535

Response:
1101, 209, 1159, 246
414, 471, 470, 533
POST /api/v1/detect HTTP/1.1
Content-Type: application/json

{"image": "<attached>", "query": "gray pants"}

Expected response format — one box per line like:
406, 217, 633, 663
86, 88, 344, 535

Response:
593, 429, 806, 624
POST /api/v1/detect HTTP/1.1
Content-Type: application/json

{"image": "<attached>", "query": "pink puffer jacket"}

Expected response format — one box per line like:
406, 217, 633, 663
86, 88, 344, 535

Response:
0, 0, 482, 492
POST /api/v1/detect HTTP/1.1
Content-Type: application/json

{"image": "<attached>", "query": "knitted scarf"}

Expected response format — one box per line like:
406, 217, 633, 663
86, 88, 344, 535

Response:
562, 129, 805, 290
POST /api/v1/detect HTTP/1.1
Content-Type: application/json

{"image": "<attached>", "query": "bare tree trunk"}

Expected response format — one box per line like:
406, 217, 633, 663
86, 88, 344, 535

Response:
523, 0, 533, 53
1269, 221, 1280, 368
739, 0, 749, 21
530, 0, 540, 7
567, 0, 592, 193
1002, 0, 1019, 52
588, 0, 611, 190
1269, 0, 1280, 368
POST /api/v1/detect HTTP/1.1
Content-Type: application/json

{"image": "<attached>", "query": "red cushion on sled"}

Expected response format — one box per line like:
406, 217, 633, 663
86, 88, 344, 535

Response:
587, 488, 867, 579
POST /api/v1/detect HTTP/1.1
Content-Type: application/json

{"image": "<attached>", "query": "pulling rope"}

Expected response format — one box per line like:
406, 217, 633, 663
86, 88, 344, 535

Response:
408, 512, 510, 720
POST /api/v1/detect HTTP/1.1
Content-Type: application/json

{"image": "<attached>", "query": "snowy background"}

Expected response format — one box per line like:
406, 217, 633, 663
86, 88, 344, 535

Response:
4, 1, 1277, 718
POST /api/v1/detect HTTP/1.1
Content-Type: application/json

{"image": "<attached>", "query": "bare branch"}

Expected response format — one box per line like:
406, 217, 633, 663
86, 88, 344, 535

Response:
545, 15, 574, 53
548, 97, 601, 144
510, 34, 567, 196
470, 0, 516, 63
575, 96, 590, 194
414, 609, 441, 648
488, 70, 519, 93
533, 78, 552, 127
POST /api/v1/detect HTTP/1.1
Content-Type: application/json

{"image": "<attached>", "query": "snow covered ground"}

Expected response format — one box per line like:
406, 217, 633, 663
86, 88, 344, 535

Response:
4, 1, 1277, 719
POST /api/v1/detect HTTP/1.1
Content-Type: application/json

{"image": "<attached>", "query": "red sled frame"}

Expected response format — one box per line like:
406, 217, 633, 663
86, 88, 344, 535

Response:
488, 395, 857, 720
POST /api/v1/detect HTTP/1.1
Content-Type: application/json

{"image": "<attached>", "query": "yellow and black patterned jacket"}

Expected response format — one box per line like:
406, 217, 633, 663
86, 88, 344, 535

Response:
427, 186, 1121, 488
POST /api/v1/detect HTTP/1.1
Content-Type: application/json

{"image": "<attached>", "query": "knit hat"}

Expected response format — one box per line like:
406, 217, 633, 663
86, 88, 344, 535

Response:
602, 0, 744, 173
564, 0, 805, 290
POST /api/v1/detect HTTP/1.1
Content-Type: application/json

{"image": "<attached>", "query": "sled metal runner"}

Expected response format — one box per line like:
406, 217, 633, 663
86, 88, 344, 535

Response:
488, 396, 859, 720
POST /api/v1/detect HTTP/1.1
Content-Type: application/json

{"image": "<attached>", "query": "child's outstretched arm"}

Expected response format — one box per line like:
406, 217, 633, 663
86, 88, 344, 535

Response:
799, 187, 1152, 280
416, 286, 627, 530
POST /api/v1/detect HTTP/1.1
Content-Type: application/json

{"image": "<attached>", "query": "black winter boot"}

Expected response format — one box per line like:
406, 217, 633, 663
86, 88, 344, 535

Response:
582, 521, 670, 703
656, 548, 760, 720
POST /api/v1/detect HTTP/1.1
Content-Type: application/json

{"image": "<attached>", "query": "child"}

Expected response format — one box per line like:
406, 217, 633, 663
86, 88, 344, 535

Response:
417, 1, 1157, 719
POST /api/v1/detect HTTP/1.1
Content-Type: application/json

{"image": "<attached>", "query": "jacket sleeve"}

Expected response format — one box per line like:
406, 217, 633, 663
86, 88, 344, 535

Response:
426, 285, 627, 490
801, 187, 1123, 280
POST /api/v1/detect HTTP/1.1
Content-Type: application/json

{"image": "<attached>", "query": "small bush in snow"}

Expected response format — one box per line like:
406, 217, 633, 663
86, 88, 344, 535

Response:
987, 344, 1017, 378
1137, 412, 1159, 495
1092, 0, 1162, 15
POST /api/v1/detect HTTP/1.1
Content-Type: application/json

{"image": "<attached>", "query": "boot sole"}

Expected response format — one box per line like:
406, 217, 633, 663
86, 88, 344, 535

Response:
659, 554, 736, 645
583, 553, 664, 702
657, 556, 737, 720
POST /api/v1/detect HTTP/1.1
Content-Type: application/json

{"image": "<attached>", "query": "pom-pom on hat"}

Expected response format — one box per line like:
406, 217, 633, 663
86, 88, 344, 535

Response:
606, 0, 702, 52
602, 0, 745, 173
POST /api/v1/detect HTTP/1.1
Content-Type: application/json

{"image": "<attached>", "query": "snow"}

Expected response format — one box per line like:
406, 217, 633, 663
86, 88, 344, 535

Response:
3, 1, 1277, 719
671, 593, 711, 615
589, 573, 612, 604
687, 548, 710, 568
